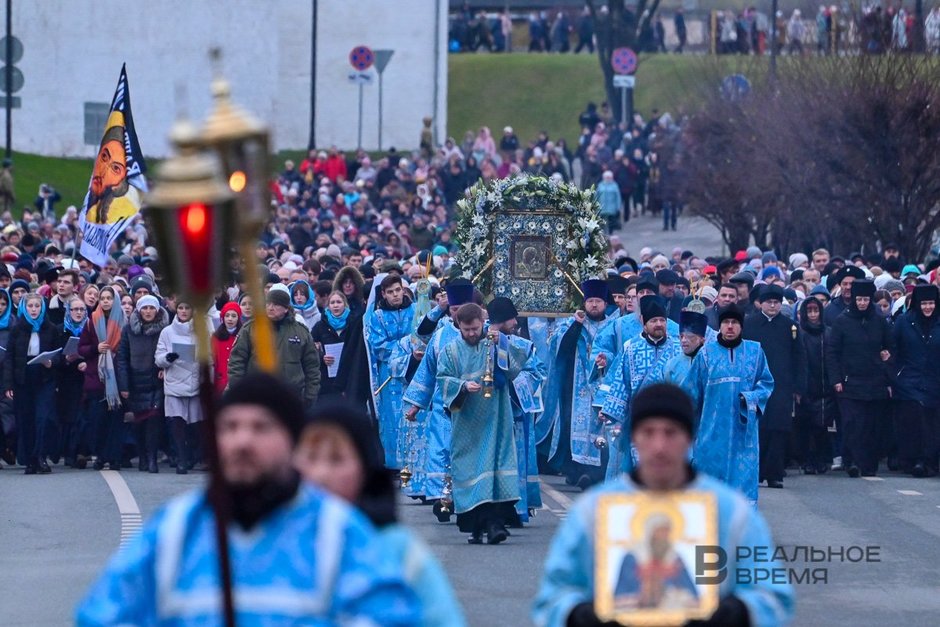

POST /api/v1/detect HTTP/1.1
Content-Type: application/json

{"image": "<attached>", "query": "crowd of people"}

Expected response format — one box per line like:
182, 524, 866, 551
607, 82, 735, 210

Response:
448, 4, 940, 56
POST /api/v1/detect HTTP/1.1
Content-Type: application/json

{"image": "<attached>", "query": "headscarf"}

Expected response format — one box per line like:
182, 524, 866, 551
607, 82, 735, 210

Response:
0, 289, 11, 331
326, 306, 350, 331
92, 286, 125, 409
290, 280, 316, 311
63, 299, 88, 337
17, 294, 47, 333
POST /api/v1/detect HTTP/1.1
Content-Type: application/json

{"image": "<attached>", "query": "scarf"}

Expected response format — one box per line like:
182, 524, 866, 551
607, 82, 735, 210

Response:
0, 290, 11, 331
17, 297, 47, 333
92, 305, 125, 409
64, 311, 88, 337
290, 280, 317, 311
326, 307, 350, 331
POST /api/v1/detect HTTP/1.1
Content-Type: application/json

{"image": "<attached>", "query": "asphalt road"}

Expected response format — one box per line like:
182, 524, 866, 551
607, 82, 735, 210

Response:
2, 463, 939, 626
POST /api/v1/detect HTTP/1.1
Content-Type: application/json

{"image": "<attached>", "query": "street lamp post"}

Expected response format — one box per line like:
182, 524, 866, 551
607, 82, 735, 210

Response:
145, 118, 238, 627
201, 49, 278, 374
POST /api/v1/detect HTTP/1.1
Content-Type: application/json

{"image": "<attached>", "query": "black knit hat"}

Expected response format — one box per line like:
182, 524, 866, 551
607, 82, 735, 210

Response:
630, 383, 695, 437
218, 373, 305, 442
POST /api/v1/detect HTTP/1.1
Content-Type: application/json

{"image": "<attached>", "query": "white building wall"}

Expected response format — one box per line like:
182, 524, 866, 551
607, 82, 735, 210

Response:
4, 0, 445, 157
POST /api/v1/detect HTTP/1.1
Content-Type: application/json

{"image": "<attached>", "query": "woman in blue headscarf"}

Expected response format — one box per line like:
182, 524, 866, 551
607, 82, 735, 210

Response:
310, 290, 365, 400
290, 279, 321, 331
2, 292, 62, 474
58, 295, 90, 468
0, 289, 15, 467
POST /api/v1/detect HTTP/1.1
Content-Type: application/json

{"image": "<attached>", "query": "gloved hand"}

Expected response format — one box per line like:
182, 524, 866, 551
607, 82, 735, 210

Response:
566, 602, 620, 627
166, 352, 179, 363
685, 595, 749, 627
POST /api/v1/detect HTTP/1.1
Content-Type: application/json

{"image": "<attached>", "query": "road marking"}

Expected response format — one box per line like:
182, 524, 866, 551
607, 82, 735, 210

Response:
862, 477, 884, 482
100, 470, 143, 547
897, 490, 923, 496
542, 483, 575, 510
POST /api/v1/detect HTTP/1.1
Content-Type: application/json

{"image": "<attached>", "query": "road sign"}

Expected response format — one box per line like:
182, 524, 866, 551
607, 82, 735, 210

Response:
0, 96, 20, 108
373, 49, 394, 74
0, 36, 23, 64
348, 71, 374, 85
611, 47, 638, 75
613, 75, 635, 88
349, 45, 374, 71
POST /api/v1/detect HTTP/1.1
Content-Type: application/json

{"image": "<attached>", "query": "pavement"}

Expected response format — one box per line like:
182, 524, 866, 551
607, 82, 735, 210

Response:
3, 461, 940, 626
613, 211, 727, 259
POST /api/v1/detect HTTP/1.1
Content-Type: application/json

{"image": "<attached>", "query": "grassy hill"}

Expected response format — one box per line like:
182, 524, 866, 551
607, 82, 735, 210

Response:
447, 52, 745, 144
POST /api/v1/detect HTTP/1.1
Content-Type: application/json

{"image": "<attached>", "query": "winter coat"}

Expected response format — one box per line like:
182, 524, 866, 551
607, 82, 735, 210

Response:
116, 309, 169, 413
892, 309, 940, 407
310, 312, 368, 400
78, 321, 105, 395
826, 305, 894, 400
228, 315, 320, 405
155, 317, 201, 399
3, 317, 62, 390
743, 312, 807, 431
211, 325, 240, 395
796, 299, 837, 428
57, 326, 86, 389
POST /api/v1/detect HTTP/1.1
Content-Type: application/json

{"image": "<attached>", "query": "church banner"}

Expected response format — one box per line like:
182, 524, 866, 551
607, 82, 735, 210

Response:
77, 64, 148, 267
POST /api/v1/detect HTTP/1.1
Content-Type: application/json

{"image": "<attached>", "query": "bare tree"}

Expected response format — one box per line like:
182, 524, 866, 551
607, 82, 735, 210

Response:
680, 56, 940, 260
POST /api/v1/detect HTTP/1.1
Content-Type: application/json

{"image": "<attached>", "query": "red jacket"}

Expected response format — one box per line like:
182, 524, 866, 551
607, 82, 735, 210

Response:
212, 334, 237, 394
325, 155, 348, 183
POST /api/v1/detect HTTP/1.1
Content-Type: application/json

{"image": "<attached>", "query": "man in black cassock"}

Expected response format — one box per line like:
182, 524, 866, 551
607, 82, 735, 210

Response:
743, 284, 807, 489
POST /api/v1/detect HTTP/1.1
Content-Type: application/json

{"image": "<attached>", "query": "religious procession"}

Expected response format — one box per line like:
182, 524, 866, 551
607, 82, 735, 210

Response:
7, 3, 940, 627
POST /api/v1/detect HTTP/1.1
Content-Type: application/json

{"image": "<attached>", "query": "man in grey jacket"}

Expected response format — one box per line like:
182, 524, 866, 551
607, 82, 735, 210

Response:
228, 289, 321, 406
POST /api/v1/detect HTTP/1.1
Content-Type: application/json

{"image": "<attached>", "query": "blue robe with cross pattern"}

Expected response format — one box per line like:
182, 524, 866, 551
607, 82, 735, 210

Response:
437, 335, 539, 516
389, 334, 430, 498
538, 314, 615, 470
681, 339, 774, 504
401, 318, 461, 500
502, 332, 547, 520
365, 303, 416, 469
598, 334, 681, 479
588, 312, 680, 381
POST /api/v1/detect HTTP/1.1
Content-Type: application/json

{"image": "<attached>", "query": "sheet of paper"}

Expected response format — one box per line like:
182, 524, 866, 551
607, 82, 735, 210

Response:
171, 342, 197, 363
27, 348, 62, 366
324, 342, 344, 378
64, 336, 80, 357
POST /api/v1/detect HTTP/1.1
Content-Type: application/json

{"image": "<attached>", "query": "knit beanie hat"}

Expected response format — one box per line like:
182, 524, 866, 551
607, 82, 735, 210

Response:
218, 373, 305, 442
266, 286, 291, 309
630, 383, 695, 437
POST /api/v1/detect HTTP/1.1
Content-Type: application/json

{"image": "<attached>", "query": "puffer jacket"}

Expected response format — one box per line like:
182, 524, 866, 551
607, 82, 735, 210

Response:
116, 308, 170, 412
154, 316, 202, 399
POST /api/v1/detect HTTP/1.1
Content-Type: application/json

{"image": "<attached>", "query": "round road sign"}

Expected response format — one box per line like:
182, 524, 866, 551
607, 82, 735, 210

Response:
349, 46, 375, 71
611, 47, 638, 75
0, 36, 23, 64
